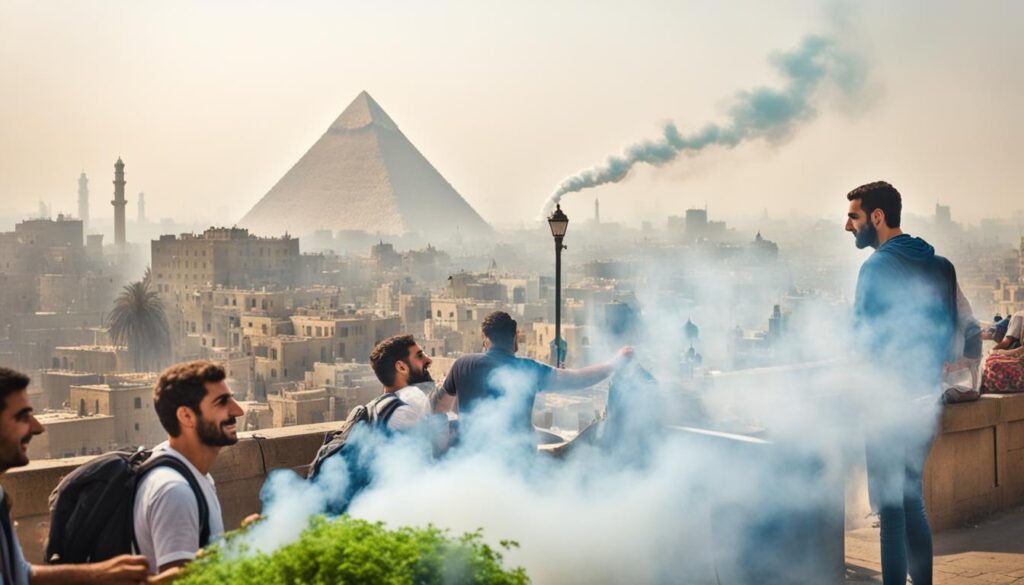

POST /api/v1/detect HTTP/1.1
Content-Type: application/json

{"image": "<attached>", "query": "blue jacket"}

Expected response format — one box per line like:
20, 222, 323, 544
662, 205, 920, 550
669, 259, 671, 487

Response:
854, 234, 957, 386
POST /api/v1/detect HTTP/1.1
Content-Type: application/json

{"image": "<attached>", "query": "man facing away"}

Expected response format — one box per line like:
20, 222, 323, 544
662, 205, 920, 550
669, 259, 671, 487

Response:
134, 360, 249, 577
846, 181, 957, 585
436, 311, 633, 438
0, 367, 149, 584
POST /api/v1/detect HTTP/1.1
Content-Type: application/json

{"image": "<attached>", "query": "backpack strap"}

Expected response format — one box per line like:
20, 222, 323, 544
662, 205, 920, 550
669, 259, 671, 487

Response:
368, 393, 404, 427
134, 455, 211, 551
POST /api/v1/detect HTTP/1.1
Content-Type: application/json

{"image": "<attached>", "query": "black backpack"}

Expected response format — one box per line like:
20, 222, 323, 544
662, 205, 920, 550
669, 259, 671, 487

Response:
45, 449, 210, 564
306, 393, 403, 483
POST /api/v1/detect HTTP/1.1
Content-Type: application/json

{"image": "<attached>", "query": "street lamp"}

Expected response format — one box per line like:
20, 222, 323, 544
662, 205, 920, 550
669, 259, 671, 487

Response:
548, 204, 569, 367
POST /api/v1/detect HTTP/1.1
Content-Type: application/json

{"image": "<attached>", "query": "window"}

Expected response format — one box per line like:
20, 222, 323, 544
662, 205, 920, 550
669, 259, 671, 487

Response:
437, 310, 442, 318
270, 348, 278, 360
134, 397, 142, 409
466, 310, 472, 320
284, 368, 289, 377
271, 369, 277, 378
95, 400, 100, 414
134, 423, 139, 431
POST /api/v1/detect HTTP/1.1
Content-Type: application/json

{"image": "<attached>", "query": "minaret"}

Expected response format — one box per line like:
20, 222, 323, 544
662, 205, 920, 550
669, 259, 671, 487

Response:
594, 197, 600, 224
77, 172, 89, 228
137, 192, 146, 223
111, 157, 127, 248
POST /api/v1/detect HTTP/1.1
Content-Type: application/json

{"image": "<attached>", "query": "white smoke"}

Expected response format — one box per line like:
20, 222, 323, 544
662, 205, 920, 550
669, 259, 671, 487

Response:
540, 35, 867, 217
234, 241, 945, 584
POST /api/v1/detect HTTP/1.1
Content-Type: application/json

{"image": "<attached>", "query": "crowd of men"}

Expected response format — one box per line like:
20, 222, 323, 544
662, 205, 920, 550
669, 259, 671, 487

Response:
0, 309, 631, 583
0, 181, 971, 585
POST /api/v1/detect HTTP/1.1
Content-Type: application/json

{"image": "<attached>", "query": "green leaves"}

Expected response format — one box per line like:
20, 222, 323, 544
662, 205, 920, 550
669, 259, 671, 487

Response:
177, 516, 530, 585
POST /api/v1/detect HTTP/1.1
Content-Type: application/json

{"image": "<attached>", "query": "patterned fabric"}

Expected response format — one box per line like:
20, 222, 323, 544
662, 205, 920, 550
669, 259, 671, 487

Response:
981, 353, 1024, 393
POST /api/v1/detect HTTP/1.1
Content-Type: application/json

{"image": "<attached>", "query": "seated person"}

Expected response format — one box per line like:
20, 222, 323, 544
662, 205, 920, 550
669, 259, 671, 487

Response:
986, 311, 1022, 352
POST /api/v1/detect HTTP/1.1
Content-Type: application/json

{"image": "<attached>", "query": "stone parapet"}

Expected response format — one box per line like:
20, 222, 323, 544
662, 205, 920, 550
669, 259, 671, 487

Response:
924, 393, 1024, 530
3, 393, 1024, 563
0, 422, 334, 564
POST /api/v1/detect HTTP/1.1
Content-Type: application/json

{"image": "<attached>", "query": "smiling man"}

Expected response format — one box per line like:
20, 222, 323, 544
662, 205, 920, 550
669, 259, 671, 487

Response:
0, 367, 150, 584
133, 360, 245, 576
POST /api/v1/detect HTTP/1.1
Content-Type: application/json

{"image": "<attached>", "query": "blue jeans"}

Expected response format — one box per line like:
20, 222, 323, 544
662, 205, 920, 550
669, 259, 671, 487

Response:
866, 424, 935, 585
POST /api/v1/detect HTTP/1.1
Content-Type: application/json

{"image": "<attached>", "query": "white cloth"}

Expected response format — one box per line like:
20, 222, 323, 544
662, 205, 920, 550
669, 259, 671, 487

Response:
133, 442, 225, 574
1007, 311, 1024, 341
386, 386, 432, 431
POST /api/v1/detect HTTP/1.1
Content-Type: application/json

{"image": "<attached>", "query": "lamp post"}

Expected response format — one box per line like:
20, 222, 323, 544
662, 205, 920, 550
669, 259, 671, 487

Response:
548, 204, 569, 367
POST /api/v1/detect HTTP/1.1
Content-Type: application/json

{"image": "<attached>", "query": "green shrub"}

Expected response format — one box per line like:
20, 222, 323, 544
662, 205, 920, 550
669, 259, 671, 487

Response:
177, 515, 530, 585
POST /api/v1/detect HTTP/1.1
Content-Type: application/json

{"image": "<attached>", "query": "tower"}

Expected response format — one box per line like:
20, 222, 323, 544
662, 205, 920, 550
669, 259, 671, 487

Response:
594, 197, 600, 224
112, 157, 127, 248
77, 172, 89, 228
138, 192, 146, 223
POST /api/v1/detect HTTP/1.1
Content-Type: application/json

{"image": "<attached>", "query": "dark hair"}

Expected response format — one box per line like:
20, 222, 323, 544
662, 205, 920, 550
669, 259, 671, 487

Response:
370, 335, 417, 387
0, 367, 30, 413
481, 311, 517, 348
847, 181, 902, 228
153, 360, 226, 436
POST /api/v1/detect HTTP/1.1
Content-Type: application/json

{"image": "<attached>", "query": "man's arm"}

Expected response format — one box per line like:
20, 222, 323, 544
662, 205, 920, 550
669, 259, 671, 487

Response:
430, 383, 455, 413
548, 347, 633, 391
30, 555, 149, 585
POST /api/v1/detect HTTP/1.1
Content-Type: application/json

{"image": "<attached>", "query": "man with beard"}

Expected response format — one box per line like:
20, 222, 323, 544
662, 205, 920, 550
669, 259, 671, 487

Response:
133, 360, 245, 576
368, 334, 442, 433
846, 181, 957, 585
0, 367, 150, 584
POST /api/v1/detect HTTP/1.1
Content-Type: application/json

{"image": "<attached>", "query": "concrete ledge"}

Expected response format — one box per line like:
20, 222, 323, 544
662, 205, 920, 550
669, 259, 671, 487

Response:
4, 394, 1024, 562
0, 423, 335, 564
924, 393, 1024, 530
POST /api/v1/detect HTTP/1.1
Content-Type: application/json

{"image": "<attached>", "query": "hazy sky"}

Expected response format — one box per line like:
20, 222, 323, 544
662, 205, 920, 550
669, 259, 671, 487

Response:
1, 0, 1022, 230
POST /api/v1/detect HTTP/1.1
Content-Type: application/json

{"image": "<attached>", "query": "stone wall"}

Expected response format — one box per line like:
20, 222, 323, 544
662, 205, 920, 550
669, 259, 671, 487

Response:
2, 394, 1023, 564
924, 393, 1024, 530
0, 422, 334, 564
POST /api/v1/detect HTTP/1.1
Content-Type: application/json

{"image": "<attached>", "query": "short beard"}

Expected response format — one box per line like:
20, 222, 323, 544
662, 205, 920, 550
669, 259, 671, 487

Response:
855, 221, 879, 249
197, 415, 238, 447
407, 362, 433, 385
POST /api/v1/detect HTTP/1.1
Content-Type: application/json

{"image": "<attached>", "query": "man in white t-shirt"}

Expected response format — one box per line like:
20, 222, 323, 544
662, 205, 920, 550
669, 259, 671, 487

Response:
134, 360, 246, 577
369, 335, 449, 444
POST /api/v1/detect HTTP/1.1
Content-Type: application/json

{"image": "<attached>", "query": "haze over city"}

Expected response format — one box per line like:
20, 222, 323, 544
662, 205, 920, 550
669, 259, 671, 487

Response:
2, 0, 1022, 228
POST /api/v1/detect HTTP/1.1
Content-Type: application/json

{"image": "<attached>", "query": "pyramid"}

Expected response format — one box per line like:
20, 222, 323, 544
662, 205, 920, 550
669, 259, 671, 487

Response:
239, 91, 491, 239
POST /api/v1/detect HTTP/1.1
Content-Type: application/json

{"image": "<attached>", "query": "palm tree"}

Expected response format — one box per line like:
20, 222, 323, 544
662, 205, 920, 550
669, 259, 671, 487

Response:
108, 276, 170, 372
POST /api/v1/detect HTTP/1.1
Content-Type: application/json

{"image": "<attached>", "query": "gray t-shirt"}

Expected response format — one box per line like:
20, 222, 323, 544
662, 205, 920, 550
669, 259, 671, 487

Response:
133, 442, 225, 574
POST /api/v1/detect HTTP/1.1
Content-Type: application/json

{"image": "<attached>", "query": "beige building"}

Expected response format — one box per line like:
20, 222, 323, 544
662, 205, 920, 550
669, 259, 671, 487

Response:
524, 322, 591, 368
268, 388, 330, 427
993, 237, 1024, 316
36, 370, 102, 410
289, 311, 401, 363
52, 345, 126, 373
69, 374, 164, 449
151, 227, 300, 304
29, 411, 114, 460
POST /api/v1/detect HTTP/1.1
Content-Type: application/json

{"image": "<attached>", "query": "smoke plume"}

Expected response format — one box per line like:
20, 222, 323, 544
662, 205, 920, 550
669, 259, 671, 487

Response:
540, 35, 866, 217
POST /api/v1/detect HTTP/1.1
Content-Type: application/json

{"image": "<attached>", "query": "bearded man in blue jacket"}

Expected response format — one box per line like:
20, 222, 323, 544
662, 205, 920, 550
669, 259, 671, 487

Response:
846, 181, 958, 585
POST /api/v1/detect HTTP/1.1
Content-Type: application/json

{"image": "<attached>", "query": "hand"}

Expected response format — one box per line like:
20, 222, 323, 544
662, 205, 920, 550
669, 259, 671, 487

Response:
147, 567, 181, 584
241, 513, 261, 528
613, 346, 635, 368
90, 554, 149, 585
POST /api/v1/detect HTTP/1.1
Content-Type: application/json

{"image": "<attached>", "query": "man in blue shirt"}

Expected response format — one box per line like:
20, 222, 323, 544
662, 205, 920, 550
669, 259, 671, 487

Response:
437, 311, 632, 438
846, 181, 957, 585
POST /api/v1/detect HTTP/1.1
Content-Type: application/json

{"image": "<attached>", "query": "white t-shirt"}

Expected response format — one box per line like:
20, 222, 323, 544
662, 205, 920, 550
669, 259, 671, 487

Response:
386, 386, 432, 431
133, 442, 225, 574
